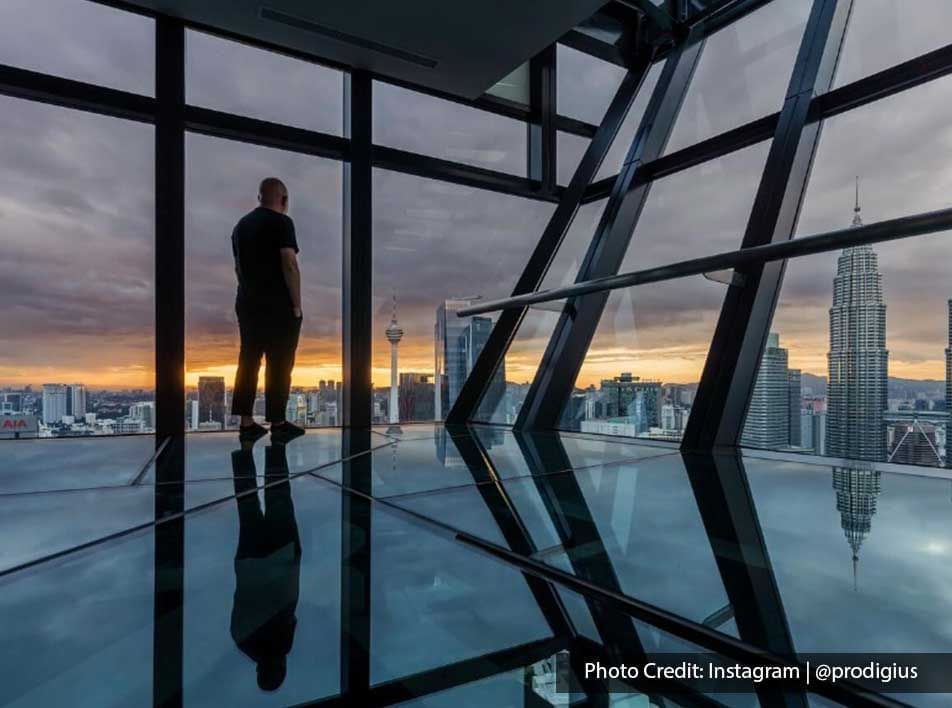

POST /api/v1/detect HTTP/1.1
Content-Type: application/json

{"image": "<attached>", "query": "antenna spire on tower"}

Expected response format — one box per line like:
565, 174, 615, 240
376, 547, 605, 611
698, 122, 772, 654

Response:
852, 175, 862, 227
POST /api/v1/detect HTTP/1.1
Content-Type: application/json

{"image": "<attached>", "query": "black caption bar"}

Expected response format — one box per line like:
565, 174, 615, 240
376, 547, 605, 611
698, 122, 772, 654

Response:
555, 652, 952, 694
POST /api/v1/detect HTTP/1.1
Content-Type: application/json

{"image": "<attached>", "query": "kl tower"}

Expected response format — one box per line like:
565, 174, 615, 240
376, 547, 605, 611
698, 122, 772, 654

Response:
385, 293, 404, 432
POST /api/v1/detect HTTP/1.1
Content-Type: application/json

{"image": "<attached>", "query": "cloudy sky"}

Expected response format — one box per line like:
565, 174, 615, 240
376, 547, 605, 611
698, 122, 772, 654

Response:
3, 0, 952, 392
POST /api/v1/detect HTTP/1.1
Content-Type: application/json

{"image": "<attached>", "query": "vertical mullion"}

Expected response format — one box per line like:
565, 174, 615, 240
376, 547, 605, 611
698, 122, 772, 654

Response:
528, 45, 557, 194
342, 71, 373, 428
445, 57, 653, 424
514, 40, 703, 431
340, 430, 373, 700
154, 17, 185, 441
153, 18, 185, 708
682, 0, 854, 451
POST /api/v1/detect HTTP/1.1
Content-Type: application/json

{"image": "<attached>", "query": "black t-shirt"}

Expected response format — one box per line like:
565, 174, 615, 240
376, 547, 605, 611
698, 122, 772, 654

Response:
232, 207, 299, 310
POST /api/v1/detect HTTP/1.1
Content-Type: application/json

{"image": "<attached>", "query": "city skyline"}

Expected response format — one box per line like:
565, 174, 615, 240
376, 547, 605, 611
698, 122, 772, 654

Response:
6, 0, 952, 392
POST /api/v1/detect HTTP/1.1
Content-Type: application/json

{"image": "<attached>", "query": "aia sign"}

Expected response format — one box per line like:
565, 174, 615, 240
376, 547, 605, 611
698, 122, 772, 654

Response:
1, 419, 27, 429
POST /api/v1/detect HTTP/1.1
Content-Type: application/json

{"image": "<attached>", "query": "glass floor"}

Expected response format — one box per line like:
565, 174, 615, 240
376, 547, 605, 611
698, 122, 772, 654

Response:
0, 424, 947, 706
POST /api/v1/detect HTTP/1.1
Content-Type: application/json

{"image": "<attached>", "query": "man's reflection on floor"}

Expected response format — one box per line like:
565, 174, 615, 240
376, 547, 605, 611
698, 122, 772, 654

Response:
230, 441, 302, 692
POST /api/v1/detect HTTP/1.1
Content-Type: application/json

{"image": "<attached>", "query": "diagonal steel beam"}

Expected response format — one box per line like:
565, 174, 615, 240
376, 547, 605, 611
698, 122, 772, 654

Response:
682, 0, 854, 451
514, 39, 704, 431
682, 451, 808, 708
445, 55, 656, 424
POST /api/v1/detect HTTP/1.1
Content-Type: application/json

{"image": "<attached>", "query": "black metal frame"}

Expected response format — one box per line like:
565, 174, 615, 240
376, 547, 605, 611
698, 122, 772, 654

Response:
8, 0, 952, 705
458, 0, 952, 459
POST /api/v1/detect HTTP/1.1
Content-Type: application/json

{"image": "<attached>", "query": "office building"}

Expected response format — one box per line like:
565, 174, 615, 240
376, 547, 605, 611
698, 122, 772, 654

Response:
826, 193, 888, 461
399, 373, 435, 421
888, 420, 941, 467
434, 301, 504, 420
741, 332, 792, 449
197, 376, 226, 425
41, 384, 68, 425
66, 384, 87, 419
599, 373, 661, 429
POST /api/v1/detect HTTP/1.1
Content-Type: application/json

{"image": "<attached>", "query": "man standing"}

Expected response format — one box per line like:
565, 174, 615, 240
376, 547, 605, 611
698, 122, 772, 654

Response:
231, 177, 305, 443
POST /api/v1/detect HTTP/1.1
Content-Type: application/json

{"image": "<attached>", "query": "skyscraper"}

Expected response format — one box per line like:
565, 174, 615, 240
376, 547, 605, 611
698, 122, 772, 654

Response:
946, 299, 951, 467
41, 384, 67, 424
433, 299, 504, 419
787, 369, 802, 447
888, 420, 941, 466
826, 183, 888, 461
599, 373, 661, 429
198, 376, 226, 425
66, 384, 86, 418
742, 332, 792, 449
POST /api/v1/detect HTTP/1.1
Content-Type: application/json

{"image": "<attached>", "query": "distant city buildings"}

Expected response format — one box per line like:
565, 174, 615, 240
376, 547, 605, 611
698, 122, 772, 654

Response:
197, 376, 226, 427
41, 384, 68, 424
433, 299, 504, 421
742, 333, 800, 449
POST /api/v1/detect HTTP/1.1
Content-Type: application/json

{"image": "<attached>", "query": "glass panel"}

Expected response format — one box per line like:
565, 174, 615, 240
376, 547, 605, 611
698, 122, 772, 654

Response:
761, 231, 951, 467
835, 0, 952, 88
744, 453, 952, 653
557, 60, 664, 185
0, 529, 155, 706
0, 436, 155, 493
557, 131, 590, 186
476, 199, 608, 423
384, 452, 736, 636
595, 62, 665, 182
369, 484, 552, 685
559, 143, 768, 438
374, 83, 526, 175
0, 0, 154, 95
757, 74, 952, 464
664, 0, 811, 154
796, 73, 952, 237
185, 134, 342, 430
372, 170, 554, 423
557, 44, 627, 125
187, 30, 343, 135
0, 96, 154, 438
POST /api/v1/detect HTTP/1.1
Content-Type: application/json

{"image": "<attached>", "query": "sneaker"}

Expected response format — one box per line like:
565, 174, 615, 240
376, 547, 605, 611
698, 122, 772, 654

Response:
271, 421, 305, 443
238, 422, 268, 443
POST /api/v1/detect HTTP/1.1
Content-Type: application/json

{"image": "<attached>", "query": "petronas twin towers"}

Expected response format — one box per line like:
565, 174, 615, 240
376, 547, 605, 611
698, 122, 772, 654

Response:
825, 184, 888, 461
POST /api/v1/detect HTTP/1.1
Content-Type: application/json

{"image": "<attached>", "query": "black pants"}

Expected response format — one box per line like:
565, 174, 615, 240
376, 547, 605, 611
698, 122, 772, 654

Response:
231, 304, 302, 422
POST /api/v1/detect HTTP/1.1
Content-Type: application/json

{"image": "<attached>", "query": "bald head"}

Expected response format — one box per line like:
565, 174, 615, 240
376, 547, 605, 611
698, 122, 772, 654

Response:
258, 177, 289, 214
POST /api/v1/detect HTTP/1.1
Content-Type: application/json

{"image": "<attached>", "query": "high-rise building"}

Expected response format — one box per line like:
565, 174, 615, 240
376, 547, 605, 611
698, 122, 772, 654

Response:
434, 298, 474, 420
787, 369, 802, 447
1, 392, 22, 414
399, 373, 435, 421
946, 299, 952, 467
801, 410, 827, 455
742, 332, 792, 449
198, 376, 226, 424
826, 185, 888, 461
66, 384, 86, 418
41, 383, 68, 424
129, 401, 155, 430
434, 299, 504, 419
888, 420, 941, 467
599, 373, 661, 428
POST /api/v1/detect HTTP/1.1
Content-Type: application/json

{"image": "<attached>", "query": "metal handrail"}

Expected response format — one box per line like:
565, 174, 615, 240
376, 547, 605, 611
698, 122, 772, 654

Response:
457, 204, 952, 317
